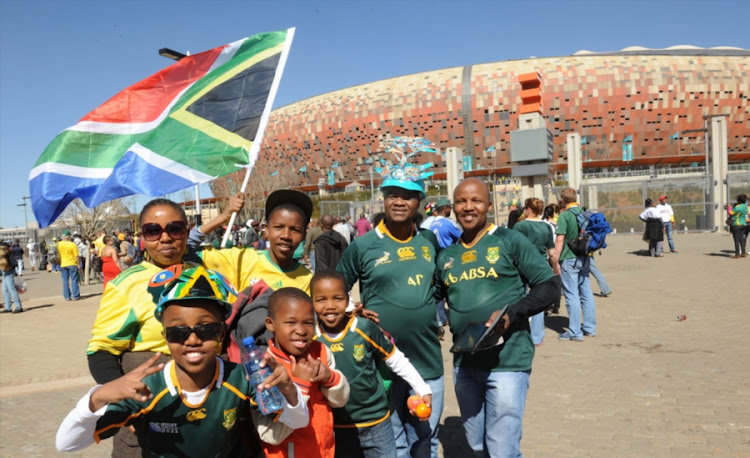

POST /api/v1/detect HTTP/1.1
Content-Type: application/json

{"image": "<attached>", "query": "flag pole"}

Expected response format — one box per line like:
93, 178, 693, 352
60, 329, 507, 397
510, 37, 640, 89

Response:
219, 27, 296, 248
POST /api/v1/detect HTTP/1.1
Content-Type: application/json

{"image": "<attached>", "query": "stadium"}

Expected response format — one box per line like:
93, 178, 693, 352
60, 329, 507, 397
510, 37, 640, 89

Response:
255, 46, 750, 191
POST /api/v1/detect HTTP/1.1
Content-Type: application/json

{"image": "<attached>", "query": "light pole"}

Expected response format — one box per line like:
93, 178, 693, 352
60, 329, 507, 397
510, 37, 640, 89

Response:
17, 195, 31, 238
158, 47, 202, 225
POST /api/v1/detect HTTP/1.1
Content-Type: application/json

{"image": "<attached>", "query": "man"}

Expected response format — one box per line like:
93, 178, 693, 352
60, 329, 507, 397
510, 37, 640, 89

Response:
26, 238, 37, 271
337, 159, 443, 458
333, 217, 351, 245
507, 198, 522, 229
429, 198, 462, 248
435, 177, 559, 457
420, 201, 438, 230
244, 219, 261, 247
657, 195, 677, 253
345, 215, 357, 241
57, 230, 81, 301
555, 187, 597, 341
355, 213, 372, 237
313, 214, 349, 273
303, 218, 323, 271
10, 240, 24, 276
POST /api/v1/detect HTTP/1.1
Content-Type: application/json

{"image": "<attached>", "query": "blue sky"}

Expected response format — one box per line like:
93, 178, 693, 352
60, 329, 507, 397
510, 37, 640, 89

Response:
2, 0, 749, 228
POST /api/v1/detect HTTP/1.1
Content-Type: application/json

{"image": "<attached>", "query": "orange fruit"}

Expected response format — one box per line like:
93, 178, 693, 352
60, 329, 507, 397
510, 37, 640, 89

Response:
407, 395, 422, 411
415, 403, 431, 419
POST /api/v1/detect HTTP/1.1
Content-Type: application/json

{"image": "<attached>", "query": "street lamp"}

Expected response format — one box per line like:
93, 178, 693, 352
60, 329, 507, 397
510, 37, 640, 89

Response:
158, 48, 187, 61
17, 196, 31, 238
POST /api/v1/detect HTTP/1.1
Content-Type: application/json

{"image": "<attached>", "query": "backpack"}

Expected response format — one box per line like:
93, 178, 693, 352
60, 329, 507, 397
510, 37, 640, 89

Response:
567, 209, 612, 257
0, 245, 14, 272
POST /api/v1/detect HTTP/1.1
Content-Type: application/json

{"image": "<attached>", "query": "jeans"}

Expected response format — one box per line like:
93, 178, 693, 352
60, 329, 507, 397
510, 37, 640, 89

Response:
390, 375, 444, 458
664, 222, 676, 251
2, 271, 23, 311
51, 262, 60, 272
14, 259, 23, 276
530, 312, 545, 345
730, 225, 747, 255
61, 266, 80, 300
453, 367, 530, 458
436, 299, 448, 326
560, 257, 596, 338
588, 256, 611, 295
335, 417, 397, 458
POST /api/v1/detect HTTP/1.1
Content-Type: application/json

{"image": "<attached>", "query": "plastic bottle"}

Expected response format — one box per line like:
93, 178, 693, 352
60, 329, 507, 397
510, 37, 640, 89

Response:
15, 281, 27, 294
241, 336, 284, 415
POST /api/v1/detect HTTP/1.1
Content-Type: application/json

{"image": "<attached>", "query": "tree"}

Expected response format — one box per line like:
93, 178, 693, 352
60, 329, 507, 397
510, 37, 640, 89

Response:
59, 197, 134, 284
210, 165, 298, 223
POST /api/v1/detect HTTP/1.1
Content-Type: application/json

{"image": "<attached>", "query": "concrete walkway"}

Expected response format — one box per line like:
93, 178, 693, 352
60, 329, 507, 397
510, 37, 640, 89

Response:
1, 233, 748, 456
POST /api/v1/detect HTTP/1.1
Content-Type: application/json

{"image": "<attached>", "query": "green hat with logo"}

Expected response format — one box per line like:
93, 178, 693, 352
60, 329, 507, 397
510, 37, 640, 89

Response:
155, 265, 238, 322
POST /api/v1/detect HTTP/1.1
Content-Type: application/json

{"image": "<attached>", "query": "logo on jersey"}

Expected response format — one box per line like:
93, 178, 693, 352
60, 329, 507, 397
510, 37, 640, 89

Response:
374, 251, 391, 267
353, 344, 365, 362
461, 250, 477, 264
330, 343, 344, 352
486, 247, 500, 264
421, 246, 432, 262
148, 422, 179, 434
186, 408, 207, 422
443, 257, 454, 270
223, 407, 237, 430
397, 247, 416, 261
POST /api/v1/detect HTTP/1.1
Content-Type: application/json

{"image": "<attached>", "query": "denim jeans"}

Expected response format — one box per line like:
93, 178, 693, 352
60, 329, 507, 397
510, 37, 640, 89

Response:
530, 312, 545, 345
2, 271, 23, 311
61, 266, 80, 300
663, 222, 675, 251
453, 367, 530, 458
436, 299, 448, 326
390, 375, 444, 458
588, 256, 611, 295
560, 257, 596, 338
335, 417, 397, 458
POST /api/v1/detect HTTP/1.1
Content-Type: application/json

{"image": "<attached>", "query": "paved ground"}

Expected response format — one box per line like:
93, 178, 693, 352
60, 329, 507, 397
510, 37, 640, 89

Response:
1, 233, 749, 457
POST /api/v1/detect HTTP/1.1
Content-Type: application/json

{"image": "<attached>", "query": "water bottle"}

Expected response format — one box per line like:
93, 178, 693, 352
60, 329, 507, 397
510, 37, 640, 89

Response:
241, 336, 284, 415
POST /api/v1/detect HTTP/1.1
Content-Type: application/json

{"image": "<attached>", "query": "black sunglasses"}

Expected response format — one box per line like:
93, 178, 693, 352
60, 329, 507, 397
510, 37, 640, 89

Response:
141, 221, 188, 242
163, 322, 224, 343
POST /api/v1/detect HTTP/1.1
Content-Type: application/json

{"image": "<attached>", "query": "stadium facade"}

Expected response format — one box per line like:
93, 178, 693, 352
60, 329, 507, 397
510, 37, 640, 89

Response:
258, 46, 750, 190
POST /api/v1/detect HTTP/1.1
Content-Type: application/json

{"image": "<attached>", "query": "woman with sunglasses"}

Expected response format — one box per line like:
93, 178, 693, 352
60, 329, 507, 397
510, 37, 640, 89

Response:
85, 197, 242, 458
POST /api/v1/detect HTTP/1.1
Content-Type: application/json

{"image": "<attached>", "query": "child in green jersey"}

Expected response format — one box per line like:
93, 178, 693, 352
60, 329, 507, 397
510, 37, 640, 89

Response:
312, 271, 432, 458
57, 266, 308, 457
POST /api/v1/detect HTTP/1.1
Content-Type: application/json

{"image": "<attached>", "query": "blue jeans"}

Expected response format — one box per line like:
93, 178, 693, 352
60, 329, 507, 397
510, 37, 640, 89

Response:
2, 271, 23, 311
436, 299, 448, 326
61, 266, 80, 300
530, 312, 545, 345
453, 367, 530, 458
335, 417, 397, 458
664, 222, 675, 251
588, 256, 611, 295
390, 375, 444, 458
560, 257, 596, 338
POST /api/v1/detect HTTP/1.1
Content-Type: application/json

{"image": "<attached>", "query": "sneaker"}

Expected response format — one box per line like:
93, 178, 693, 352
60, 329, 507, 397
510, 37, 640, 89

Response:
12, 308, 23, 314
558, 332, 583, 342
583, 331, 597, 337
742, 254, 748, 258
731, 255, 741, 259
671, 250, 678, 254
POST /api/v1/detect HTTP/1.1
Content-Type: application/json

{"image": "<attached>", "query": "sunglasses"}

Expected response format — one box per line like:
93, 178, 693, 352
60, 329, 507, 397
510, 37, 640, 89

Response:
141, 221, 188, 242
163, 322, 223, 343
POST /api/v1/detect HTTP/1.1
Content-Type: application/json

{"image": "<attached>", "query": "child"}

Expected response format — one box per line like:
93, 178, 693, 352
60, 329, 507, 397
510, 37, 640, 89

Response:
56, 266, 309, 456
263, 287, 350, 458
311, 271, 432, 458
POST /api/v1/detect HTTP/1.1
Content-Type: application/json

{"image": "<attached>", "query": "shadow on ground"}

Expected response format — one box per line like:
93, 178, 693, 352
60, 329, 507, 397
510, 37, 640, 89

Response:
439, 416, 472, 456
545, 315, 568, 334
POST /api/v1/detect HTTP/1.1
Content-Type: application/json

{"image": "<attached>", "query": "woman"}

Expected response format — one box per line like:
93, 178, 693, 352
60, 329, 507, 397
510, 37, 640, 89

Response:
117, 234, 133, 270
639, 198, 664, 257
99, 235, 121, 288
727, 193, 748, 258
513, 198, 560, 346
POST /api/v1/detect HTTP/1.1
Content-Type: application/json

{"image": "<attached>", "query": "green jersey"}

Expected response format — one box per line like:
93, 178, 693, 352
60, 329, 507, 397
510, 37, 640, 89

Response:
435, 224, 554, 372
513, 219, 554, 258
315, 316, 396, 428
337, 221, 443, 379
95, 359, 254, 457
556, 205, 582, 261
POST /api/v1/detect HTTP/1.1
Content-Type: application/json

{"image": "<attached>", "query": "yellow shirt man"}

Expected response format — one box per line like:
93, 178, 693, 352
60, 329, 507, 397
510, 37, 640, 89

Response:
57, 238, 79, 268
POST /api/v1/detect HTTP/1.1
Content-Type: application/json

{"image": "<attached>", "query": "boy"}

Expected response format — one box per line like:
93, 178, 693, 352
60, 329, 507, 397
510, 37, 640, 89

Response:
264, 287, 350, 458
312, 271, 432, 458
57, 266, 309, 456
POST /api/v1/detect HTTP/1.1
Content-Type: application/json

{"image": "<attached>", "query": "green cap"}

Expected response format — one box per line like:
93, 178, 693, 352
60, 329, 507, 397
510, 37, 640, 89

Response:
436, 198, 452, 208
62, 230, 71, 236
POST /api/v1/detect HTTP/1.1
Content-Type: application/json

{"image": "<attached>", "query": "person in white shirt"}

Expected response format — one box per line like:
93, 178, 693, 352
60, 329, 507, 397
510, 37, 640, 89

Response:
332, 217, 350, 245
26, 238, 37, 271
657, 195, 677, 253
640, 198, 664, 257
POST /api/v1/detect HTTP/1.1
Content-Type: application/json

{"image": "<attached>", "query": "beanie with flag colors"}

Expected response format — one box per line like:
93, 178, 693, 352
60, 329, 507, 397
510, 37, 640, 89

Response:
155, 265, 238, 322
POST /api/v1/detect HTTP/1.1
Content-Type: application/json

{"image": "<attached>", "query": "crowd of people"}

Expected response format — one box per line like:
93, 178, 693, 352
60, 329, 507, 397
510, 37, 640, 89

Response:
0, 161, 742, 457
